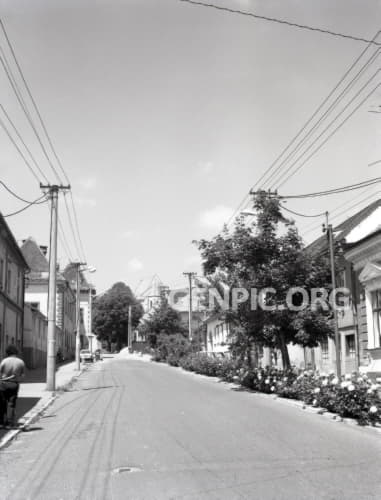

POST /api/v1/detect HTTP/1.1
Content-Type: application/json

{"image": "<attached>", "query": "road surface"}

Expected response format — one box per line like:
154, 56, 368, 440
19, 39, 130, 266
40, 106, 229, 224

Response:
1, 356, 381, 499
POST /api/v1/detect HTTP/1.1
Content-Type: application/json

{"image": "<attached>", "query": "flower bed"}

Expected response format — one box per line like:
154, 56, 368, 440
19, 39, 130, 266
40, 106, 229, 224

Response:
177, 353, 381, 426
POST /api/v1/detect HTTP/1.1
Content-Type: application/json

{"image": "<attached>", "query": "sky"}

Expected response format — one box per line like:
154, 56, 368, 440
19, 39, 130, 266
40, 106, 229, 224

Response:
0, 0, 380, 295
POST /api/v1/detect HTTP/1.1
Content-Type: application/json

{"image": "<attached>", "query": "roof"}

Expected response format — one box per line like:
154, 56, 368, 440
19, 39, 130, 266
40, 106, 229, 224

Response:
20, 237, 49, 272
63, 263, 90, 289
306, 199, 381, 256
0, 214, 29, 270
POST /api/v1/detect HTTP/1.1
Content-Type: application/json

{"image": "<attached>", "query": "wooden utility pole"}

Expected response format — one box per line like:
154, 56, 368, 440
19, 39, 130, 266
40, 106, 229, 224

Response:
183, 272, 196, 340
128, 304, 132, 349
325, 212, 341, 378
41, 183, 70, 391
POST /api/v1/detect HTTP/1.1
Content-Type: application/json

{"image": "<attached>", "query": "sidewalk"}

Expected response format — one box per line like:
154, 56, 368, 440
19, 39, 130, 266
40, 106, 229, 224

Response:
0, 361, 83, 443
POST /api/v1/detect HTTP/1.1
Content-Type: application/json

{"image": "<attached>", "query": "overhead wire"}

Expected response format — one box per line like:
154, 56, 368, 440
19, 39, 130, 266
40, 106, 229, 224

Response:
225, 29, 381, 227
3, 193, 49, 217
264, 46, 381, 189
280, 204, 326, 218
281, 176, 381, 199
178, 1, 381, 46
0, 18, 87, 263
274, 81, 381, 190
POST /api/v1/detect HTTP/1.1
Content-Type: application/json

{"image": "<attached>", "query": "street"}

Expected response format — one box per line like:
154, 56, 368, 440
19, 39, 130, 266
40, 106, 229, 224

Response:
1, 357, 381, 500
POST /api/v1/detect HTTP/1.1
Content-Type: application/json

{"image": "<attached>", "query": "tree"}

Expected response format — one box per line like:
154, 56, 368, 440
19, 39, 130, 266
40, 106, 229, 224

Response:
92, 282, 143, 351
196, 192, 333, 369
140, 301, 186, 348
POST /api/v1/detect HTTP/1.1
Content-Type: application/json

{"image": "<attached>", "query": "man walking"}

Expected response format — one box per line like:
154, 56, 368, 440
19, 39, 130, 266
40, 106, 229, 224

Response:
0, 345, 25, 428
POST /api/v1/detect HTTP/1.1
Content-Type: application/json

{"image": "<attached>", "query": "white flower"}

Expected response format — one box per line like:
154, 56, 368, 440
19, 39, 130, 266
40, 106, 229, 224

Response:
270, 386, 275, 392
283, 377, 288, 382
341, 381, 350, 389
331, 377, 339, 385
369, 406, 378, 414
367, 388, 373, 394
347, 384, 355, 392
312, 399, 317, 406
357, 377, 363, 383
322, 379, 328, 387
314, 387, 320, 394
265, 379, 270, 384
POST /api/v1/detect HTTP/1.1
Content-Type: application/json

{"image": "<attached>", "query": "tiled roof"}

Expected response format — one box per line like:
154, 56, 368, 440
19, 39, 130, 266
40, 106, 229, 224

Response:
306, 199, 381, 256
20, 237, 49, 272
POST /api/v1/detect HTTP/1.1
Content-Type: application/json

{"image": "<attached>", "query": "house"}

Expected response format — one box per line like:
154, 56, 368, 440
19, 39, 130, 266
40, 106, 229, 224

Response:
204, 315, 231, 355
63, 263, 96, 351
307, 199, 381, 375
20, 237, 77, 360
0, 213, 29, 359
170, 287, 205, 335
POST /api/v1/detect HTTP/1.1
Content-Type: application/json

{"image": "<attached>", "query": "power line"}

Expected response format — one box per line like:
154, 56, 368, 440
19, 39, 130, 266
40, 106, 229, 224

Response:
274, 80, 381, 189
0, 18, 87, 262
178, 1, 381, 46
281, 176, 381, 199
0, 179, 41, 204
280, 204, 326, 218
225, 30, 381, 226
302, 189, 381, 237
0, 19, 70, 184
0, 50, 62, 183
263, 46, 381, 189
3, 194, 48, 217
0, 104, 49, 183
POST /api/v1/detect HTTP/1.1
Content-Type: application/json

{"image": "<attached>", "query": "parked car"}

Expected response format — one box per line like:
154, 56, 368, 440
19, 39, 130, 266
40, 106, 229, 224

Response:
80, 349, 94, 363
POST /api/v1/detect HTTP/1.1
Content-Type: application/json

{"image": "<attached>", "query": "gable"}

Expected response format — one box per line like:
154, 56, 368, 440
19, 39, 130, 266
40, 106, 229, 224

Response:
358, 261, 381, 283
346, 206, 381, 244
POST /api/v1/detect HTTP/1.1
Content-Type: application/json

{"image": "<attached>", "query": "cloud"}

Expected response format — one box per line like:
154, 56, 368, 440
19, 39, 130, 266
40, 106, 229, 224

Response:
199, 205, 234, 230
121, 230, 134, 239
79, 176, 97, 190
197, 161, 214, 176
127, 258, 144, 272
75, 196, 97, 207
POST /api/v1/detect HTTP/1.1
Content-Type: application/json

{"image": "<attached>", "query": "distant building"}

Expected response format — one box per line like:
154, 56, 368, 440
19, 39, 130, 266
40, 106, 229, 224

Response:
0, 213, 29, 359
63, 263, 96, 351
20, 237, 77, 360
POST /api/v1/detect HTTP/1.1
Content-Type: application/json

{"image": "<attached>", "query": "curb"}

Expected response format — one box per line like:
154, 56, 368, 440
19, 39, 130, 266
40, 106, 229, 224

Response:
0, 366, 86, 450
161, 362, 381, 435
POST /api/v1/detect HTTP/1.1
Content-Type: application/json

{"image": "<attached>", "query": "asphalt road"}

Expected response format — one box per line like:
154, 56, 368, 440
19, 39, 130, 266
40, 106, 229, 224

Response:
1, 356, 381, 500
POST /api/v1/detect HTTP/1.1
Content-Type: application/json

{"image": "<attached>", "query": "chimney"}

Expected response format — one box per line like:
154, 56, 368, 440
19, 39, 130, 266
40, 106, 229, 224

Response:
40, 245, 48, 256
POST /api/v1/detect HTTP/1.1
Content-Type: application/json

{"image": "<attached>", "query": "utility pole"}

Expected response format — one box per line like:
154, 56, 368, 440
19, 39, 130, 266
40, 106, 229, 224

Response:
74, 261, 87, 370
41, 183, 70, 391
324, 212, 341, 378
183, 272, 196, 340
128, 304, 132, 349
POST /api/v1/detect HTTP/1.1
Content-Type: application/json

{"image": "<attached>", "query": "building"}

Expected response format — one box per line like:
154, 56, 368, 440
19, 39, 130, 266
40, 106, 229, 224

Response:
20, 237, 77, 360
205, 315, 231, 355
308, 199, 381, 375
63, 263, 96, 351
0, 213, 29, 359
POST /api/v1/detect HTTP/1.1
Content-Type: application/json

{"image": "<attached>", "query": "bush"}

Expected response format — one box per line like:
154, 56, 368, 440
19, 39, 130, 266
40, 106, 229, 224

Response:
152, 333, 193, 366
176, 354, 381, 426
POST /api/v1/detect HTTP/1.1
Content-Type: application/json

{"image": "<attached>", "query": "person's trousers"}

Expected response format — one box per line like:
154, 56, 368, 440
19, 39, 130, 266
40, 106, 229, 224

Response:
0, 381, 19, 424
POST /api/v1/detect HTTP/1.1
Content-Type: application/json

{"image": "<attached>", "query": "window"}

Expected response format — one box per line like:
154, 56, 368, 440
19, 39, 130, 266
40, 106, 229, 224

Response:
345, 334, 356, 359
320, 339, 329, 360
371, 290, 381, 346
7, 268, 11, 295
0, 259, 4, 289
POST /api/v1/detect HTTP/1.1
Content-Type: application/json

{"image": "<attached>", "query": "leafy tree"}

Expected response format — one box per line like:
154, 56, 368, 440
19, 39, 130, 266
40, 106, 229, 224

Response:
92, 282, 143, 351
140, 301, 186, 348
196, 192, 333, 369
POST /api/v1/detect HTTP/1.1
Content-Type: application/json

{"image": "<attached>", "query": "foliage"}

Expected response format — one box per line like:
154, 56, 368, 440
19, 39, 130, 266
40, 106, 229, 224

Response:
195, 191, 333, 368
140, 302, 186, 348
152, 333, 193, 366
92, 282, 143, 351
176, 353, 381, 426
